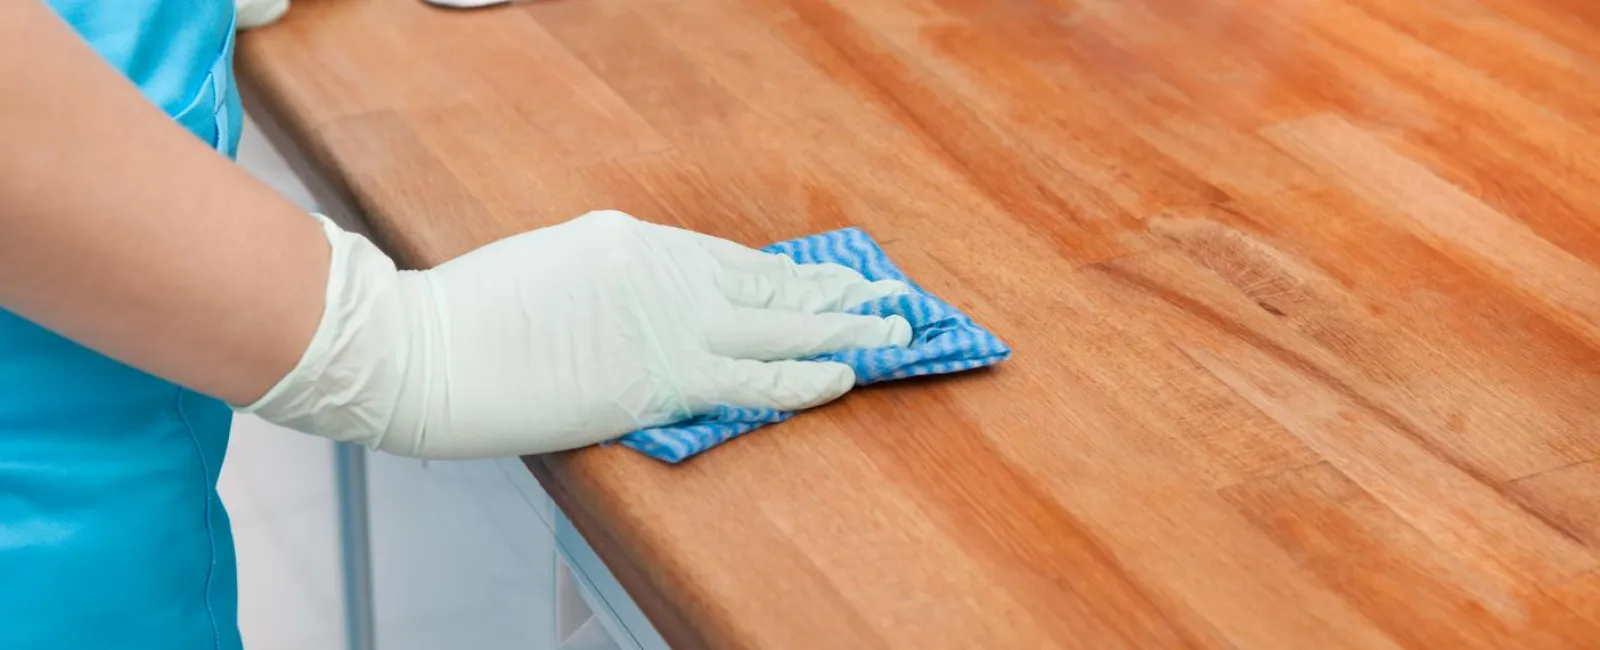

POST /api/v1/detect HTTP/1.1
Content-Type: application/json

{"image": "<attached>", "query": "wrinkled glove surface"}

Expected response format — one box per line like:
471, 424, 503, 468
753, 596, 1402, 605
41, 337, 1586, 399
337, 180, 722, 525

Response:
241, 211, 912, 459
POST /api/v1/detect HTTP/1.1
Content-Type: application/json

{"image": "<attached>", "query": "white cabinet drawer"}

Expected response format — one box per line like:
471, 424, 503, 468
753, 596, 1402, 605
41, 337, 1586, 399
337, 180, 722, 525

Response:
555, 553, 628, 650
364, 451, 669, 650
490, 457, 557, 534
554, 511, 671, 650
367, 456, 558, 650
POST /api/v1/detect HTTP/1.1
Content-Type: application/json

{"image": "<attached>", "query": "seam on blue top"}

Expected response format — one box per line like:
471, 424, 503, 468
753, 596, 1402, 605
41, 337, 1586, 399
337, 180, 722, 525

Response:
211, 70, 230, 149
180, 15, 234, 649
208, 19, 236, 150
176, 387, 223, 650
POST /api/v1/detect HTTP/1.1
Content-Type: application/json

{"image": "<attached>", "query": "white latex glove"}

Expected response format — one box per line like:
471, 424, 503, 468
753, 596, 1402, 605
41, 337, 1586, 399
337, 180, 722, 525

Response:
239, 211, 912, 459
236, 0, 289, 29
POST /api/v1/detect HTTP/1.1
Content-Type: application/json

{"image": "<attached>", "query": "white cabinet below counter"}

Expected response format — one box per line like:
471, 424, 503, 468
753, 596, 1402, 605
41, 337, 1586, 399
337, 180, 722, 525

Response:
366, 452, 669, 650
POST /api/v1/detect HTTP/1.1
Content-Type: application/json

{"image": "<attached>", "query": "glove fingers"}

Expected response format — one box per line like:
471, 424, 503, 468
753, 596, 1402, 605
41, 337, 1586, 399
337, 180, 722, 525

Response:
708, 308, 912, 361
642, 222, 909, 310
684, 358, 856, 412
707, 242, 911, 311
647, 224, 801, 275
718, 267, 908, 313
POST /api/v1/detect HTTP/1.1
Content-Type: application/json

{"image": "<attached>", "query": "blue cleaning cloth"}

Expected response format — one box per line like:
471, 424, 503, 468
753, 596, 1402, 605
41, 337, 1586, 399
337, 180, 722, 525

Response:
619, 227, 1012, 463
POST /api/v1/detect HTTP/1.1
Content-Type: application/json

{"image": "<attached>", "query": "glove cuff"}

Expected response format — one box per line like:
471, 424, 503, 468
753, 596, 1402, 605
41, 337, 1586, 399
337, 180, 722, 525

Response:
234, 214, 413, 450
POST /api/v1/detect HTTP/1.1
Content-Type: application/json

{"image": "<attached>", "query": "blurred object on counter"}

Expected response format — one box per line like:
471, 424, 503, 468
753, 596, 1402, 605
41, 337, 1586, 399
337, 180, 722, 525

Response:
237, 0, 288, 29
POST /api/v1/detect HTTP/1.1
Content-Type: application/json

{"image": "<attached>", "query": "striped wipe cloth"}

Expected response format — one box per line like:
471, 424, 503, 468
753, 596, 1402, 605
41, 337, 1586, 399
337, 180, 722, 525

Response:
618, 227, 1011, 463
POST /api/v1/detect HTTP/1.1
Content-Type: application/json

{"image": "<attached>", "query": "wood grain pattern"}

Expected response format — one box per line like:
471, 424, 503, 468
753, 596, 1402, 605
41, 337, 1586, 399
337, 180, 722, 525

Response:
238, 0, 1600, 647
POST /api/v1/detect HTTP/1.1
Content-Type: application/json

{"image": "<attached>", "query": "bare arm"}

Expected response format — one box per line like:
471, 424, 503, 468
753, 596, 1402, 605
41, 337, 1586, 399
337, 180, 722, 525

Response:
0, 0, 327, 404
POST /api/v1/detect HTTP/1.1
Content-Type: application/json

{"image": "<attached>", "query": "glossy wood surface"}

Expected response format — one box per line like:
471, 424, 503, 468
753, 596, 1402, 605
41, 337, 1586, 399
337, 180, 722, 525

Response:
238, 1, 1600, 647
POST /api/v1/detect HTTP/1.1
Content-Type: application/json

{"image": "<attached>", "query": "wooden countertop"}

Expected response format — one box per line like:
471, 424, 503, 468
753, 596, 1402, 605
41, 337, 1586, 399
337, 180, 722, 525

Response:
238, 0, 1600, 647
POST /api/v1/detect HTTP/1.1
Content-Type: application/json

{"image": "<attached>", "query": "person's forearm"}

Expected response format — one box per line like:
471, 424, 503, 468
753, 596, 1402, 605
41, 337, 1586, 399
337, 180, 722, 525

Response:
0, 0, 328, 405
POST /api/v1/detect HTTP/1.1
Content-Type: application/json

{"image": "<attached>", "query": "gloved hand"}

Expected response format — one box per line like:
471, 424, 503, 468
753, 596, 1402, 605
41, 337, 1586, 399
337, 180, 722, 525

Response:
238, 210, 912, 459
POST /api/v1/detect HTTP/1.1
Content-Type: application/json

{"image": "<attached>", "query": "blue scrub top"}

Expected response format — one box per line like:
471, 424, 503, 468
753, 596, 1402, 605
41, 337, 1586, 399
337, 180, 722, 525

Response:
0, 2, 245, 649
